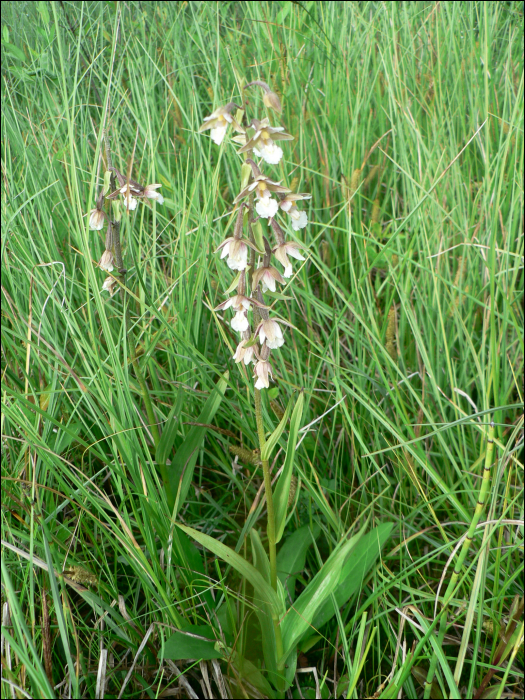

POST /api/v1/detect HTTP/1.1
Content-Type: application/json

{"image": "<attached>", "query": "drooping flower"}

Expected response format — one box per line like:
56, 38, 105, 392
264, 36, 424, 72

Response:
119, 184, 138, 211
252, 265, 285, 293
234, 174, 290, 220
254, 359, 273, 389
256, 319, 285, 349
102, 276, 118, 296
98, 250, 114, 272
88, 207, 106, 230
215, 294, 268, 333
232, 338, 256, 365
143, 184, 164, 204
199, 103, 242, 145
272, 242, 305, 278
214, 237, 255, 271
279, 193, 311, 230
106, 168, 163, 208
238, 118, 293, 165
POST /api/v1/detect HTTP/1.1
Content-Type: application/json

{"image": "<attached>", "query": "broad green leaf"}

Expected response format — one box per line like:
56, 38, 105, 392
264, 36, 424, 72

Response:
250, 530, 279, 689
311, 523, 393, 631
164, 624, 222, 660
273, 391, 304, 542
170, 373, 228, 513
277, 524, 320, 601
261, 392, 295, 462
177, 523, 281, 618
280, 521, 368, 662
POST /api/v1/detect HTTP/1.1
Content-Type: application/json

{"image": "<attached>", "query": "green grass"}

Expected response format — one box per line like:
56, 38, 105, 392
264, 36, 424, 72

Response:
1, 2, 523, 698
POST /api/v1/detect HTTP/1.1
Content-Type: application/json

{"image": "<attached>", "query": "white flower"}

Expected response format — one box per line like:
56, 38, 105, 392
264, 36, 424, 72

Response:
231, 310, 249, 332
234, 174, 290, 206
89, 207, 106, 230
102, 276, 117, 296
232, 339, 256, 365
215, 294, 253, 312
255, 194, 279, 218
215, 294, 267, 334
211, 123, 229, 145
98, 250, 114, 272
238, 118, 293, 165
120, 185, 138, 210
257, 319, 285, 349
254, 360, 273, 389
199, 103, 242, 145
253, 142, 283, 165
220, 239, 249, 271
252, 265, 285, 293
273, 242, 305, 278
143, 184, 164, 204
290, 209, 308, 230
279, 193, 311, 230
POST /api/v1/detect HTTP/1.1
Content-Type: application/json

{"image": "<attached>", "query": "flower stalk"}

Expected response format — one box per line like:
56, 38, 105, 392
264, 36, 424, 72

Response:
90, 130, 169, 499
200, 82, 310, 618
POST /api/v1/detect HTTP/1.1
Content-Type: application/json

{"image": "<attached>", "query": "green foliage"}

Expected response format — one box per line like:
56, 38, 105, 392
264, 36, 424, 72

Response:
1, 1, 523, 698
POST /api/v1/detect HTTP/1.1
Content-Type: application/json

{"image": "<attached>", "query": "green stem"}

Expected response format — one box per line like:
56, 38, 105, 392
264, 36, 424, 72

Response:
254, 387, 285, 678
424, 422, 495, 698
254, 387, 277, 590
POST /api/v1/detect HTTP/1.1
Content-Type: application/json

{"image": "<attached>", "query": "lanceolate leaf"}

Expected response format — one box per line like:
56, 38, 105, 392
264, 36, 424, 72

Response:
311, 522, 393, 631
280, 521, 368, 663
250, 529, 279, 690
177, 524, 282, 618
273, 391, 304, 542
277, 523, 321, 601
169, 373, 228, 513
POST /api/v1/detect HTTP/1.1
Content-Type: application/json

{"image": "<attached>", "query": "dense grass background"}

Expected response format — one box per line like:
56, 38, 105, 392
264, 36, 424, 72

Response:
2, 1, 523, 698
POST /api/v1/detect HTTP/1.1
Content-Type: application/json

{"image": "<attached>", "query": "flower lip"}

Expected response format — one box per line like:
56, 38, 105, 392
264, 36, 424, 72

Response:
231, 310, 249, 332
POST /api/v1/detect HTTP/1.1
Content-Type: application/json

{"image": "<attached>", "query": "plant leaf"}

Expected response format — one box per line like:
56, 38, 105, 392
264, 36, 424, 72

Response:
250, 529, 280, 689
277, 523, 320, 601
170, 373, 228, 513
273, 391, 304, 542
164, 624, 222, 660
280, 521, 368, 662
177, 523, 281, 618
261, 391, 295, 462
311, 522, 393, 631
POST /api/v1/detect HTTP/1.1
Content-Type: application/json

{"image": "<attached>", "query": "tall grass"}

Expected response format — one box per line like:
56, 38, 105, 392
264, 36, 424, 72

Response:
2, 2, 523, 698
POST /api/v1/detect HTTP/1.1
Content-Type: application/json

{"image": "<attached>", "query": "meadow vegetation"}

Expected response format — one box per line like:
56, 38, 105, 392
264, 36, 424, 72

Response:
1, 2, 523, 698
